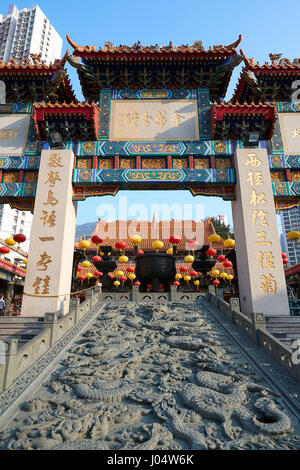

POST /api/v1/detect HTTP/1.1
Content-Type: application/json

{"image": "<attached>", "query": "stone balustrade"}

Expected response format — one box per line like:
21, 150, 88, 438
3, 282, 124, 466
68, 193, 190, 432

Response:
208, 292, 300, 383
0, 285, 102, 392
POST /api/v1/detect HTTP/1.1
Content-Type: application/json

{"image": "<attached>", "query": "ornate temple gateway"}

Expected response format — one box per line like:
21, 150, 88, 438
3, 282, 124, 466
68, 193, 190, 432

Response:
0, 35, 299, 318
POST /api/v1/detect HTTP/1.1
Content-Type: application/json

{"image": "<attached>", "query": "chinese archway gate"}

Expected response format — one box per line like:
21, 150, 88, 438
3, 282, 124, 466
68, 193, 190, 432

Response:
0, 35, 299, 317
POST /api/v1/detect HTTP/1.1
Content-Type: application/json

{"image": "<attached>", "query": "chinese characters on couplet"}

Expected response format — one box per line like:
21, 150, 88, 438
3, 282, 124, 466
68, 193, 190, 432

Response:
245, 151, 277, 295
32, 153, 63, 296
292, 128, 300, 138
118, 111, 185, 129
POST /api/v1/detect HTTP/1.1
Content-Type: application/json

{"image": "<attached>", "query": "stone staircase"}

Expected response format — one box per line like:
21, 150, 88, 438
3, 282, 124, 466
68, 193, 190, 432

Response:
265, 315, 300, 350
0, 316, 44, 349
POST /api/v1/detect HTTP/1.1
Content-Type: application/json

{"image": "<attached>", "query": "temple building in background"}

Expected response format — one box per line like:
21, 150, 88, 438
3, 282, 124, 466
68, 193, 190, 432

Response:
76, 217, 223, 254
0, 4, 62, 64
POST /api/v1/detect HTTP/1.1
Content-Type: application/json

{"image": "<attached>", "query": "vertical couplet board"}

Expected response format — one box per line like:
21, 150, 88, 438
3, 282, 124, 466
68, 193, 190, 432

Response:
21, 150, 77, 317
232, 147, 290, 317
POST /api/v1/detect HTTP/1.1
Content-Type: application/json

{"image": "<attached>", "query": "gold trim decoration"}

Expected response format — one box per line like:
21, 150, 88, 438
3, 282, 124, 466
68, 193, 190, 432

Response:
77, 158, 92, 169
25, 172, 38, 182
142, 158, 166, 169
120, 158, 135, 169
173, 158, 187, 169
290, 171, 300, 182
270, 171, 285, 182
3, 171, 18, 183
194, 158, 209, 169
98, 158, 114, 169
216, 158, 231, 169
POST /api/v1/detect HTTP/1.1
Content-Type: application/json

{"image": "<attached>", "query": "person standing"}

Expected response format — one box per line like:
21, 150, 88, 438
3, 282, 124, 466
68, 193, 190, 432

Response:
0, 296, 5, 316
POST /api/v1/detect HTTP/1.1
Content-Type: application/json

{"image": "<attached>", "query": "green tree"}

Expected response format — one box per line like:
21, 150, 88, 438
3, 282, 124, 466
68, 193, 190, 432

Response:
210, 217, 234, 240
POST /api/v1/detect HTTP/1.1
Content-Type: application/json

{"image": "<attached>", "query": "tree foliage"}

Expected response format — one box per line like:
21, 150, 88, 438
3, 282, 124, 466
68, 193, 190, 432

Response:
210, 217, 234, 240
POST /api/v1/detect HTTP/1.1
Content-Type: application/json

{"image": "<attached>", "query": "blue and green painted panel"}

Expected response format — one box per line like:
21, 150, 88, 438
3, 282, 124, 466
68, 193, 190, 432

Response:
272, 182, 300, 197
0, 103, 32, 114
73, 168, 235, 185
76, 139, 234, 156
0, 155, 40, 169
269, 154, 300, 169
0, 182, 36, 197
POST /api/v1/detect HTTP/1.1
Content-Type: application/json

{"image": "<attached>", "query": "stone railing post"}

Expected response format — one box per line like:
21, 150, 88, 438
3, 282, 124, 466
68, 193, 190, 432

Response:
251, 312, 267, 345
43, 312, 58, 347
85, 289, 93, 308
3, 339, 18, 391
208, 285, 215, 296
170, 285, 178, 302
132, 285, 140, 302
230, 297, 240, 312
216, 287, 224, 300
70, 297, 80, 323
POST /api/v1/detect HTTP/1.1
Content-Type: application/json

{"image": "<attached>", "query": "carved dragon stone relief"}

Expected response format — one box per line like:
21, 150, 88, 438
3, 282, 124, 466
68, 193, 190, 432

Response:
0, 302, 299, 450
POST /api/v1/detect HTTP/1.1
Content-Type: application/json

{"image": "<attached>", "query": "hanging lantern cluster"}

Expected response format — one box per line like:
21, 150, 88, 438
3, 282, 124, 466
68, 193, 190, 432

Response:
78, 239, 90, 258
91, 235, 103, 254
152, 240, 164, 252
130, 234, 142, 256
282, 252, 289, 266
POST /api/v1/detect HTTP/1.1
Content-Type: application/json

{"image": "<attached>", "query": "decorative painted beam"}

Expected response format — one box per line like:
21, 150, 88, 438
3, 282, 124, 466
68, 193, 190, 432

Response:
269, 154, 300, 169
72, 168, 236, 184
272, 181, 300, 197
0, 182, 36, 197
0, 156, 40, 170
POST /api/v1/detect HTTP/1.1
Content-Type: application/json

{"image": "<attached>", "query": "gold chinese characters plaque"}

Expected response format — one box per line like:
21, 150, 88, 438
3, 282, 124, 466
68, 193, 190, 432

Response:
109, 99, 199, 141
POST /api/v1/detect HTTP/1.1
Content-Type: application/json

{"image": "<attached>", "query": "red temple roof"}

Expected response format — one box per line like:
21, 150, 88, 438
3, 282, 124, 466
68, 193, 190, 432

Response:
33, 102, 100, 141
75, 217, 226, 251
67, 34, 242, 58
231, 50, 300, 103
0, 51, 77, 103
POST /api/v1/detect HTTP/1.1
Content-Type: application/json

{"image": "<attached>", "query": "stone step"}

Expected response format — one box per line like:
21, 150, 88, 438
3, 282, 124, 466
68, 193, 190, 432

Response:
267, 327, 300, 334
0, 324, 43, 331
0, 317, 44, 323
265, 316, 300, 322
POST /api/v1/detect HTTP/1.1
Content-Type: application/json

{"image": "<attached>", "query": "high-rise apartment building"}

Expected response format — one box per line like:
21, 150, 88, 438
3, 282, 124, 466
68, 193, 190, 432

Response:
0, 5, 62, 266
0, 205, 32, 264
0, 4, 62, 64
280, 206, 300, 266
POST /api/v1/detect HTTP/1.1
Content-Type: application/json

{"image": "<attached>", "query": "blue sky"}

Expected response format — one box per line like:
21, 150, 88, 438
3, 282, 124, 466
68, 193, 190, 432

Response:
4, 0, 299, 229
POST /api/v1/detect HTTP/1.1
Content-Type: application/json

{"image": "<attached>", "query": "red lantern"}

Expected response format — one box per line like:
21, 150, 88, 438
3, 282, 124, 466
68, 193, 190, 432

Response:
206, 248, 216, 259
120, 276, 127, 283
127, 266, 135, 273
146, 283, 152, 290
213, 280, 220, 286
0, 246, 10, 254
137, 249, 144, 255
186, 240, 198, 251
78, 275, 86, 282
173, 281, 180, 287
92, 256, 102, 263
169, 236, 181, 245
134, 281, 140, 286
283, 258, 289, 265
77, 266, 83, 272
115, 241, 126, 251
108, 273, 114, 279
282, 252, 287, 259
223, 260, 233, 268
190, 270, 198, 277
91, 235, 103, 245
13, 233, 26, 244
93, 270, 102, 277
180, 266, 188, 273
217, 254, 226, 263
